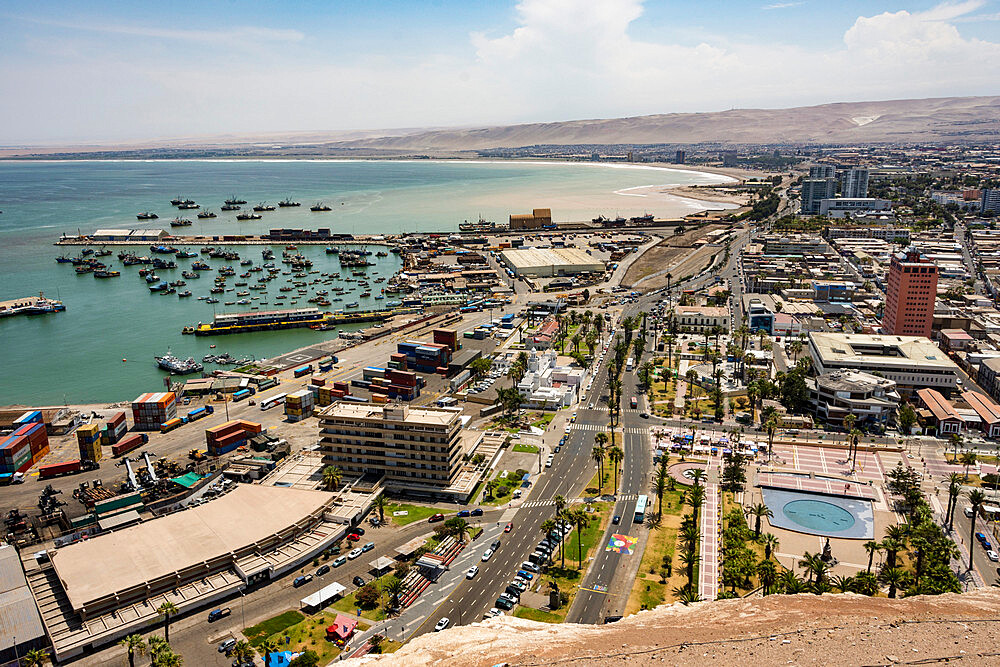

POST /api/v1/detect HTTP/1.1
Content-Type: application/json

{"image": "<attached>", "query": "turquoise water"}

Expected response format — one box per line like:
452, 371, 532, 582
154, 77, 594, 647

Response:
0, 160, 723, 405
782, 499, 856, 533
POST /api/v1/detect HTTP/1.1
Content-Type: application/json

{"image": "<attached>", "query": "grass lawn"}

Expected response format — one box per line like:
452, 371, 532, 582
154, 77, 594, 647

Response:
263, 611, 369, 664
625, 487, 687, 614
331, 589, 386, 623
513, 443, 540, 454
385, 502, 440, 526
480, 470, 526, 505
244, 610, 305, 648
513, 606, 563, 623
585, 469, 611, 496
531, 413, 555, 430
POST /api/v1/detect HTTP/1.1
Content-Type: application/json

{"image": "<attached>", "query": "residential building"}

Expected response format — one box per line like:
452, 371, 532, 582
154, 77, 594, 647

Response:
746, 297, 774, 334
809, 165, 836, 179
801, 178, 837, 215
882, 248, 938, 337
516, 349, 584, 408
827, 226, 910, 242
961, 390, 1000, 438
977, 357, 1000, 403
982, 189, 1000, 215
818, 198, 892, 219
811, 370, 900, 427
916, 388, 963, 434
318, 402, 464, 493
840, 168, 870, 198
674, 305, 731, 333
674, 150, 686, 164
721, 151, 738, 167
808, 332, 961, 392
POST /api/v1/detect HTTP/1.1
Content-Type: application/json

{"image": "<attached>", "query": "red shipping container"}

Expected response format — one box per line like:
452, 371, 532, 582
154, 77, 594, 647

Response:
311, 376, 325, 386
108, 411, 127, 428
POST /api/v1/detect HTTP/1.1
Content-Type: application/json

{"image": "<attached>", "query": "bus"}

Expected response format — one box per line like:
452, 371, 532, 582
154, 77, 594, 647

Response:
630, 396, 638, 409
634, 495, 648, 523
625, 358, 634, 372
259, 393, 287, 411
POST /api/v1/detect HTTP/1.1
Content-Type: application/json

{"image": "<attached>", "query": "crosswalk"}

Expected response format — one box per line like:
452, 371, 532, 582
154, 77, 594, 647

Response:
570, 423, 654, 436
570, 423, 606, 432
520, 493, 640, 509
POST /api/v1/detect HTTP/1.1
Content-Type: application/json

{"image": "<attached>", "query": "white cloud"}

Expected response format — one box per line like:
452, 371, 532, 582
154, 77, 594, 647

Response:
762, 2, 805, 10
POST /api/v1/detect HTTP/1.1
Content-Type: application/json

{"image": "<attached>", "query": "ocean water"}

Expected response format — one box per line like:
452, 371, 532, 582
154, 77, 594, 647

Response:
0, 160, 727, 405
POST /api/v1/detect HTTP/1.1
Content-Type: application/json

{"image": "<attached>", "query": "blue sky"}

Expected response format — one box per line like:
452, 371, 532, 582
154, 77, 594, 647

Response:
2, 0, 999, 144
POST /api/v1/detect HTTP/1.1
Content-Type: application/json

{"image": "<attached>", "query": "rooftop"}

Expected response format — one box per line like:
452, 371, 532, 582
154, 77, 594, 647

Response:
319, 401, 460, 427
50, 484, 334, 612
500, 247, 602, 269
809, 332, 958, 370
916, 388, 960, 422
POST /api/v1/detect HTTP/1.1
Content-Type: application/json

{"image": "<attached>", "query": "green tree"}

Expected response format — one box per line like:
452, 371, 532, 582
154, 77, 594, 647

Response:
260, 639, 280, 667
119, 634, 146, 667
322, 465, 343, 491
571, 508, 591, 568
470, 356, 493, 379
372, 492, 387, 523
757, 559, 778, 595
369, 633, 386, 653
157, 601, 178, 644
879, 566, 906, 599
444, 517, 469, 542
608, 445, 624, 493
863, 540, 881, 573
381, 575, 407, 608
22, 649, 50, 667
747, 503, 773, 538
960, 450, 978, 481
289, 650, 321, 667
897, 403, 917, 434
967, 489, 986, 570
763, 533, 779, 561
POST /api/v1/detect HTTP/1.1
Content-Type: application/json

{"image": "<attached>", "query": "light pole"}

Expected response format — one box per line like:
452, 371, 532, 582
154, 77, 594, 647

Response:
240, 591, 245, 629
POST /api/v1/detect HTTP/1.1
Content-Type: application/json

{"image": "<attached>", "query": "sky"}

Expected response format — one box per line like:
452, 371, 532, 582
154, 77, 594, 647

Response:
1, 0, 999, 144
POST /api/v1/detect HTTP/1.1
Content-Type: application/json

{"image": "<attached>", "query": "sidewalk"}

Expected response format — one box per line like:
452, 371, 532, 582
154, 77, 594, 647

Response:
697, 459, 720, 602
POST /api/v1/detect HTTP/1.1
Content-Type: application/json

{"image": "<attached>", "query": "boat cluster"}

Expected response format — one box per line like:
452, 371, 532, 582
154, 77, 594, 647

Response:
136, 194, 337, 221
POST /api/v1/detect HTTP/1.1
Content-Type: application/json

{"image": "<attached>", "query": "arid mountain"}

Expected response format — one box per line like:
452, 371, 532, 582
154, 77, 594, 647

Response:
331, 96, 1000, 151
343, 589, 1000, 666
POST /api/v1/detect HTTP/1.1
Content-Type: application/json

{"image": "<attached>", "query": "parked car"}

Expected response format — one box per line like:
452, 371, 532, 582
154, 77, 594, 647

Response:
429, 513, 446, 523
333, 556, 347, 568
471, 508, 484, 516
988, 550, 999, 562
218, 638, 237, 653
362, 541, 375, 552
354, 527, 366, 536
516, 569, 534, 580
520, 561, 540, 573
348, 548, 363, 560
347, 533, 361, 541
208, 608, 231, 622
293, 574, 313, 587
457, 510, 471, 517
315, 564, 330, 576
353, 575, 366, 587
435, 618, 450, 632
467, 566, 479, 579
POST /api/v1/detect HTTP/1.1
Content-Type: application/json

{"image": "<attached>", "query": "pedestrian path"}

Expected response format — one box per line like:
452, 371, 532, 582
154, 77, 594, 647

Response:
519, 493, 641, 509
698, 459, 720, 602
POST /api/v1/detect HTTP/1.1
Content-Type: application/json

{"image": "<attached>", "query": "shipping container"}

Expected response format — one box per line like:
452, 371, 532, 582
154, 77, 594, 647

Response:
112, 433, 149, 457
160, 418, 184, 433
293, 365, 313, 378
39, 459, 85, 478
233, 389, 253, 402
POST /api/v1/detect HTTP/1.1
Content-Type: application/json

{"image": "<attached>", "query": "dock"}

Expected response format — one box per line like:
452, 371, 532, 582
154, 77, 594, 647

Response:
0, 294, 66, 318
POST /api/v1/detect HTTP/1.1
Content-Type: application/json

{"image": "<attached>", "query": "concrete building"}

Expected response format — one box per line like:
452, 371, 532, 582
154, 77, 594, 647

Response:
0, 546, 47, 664
883, 248, 938, 337
318, 402, 464, 495
916, 388, 963, 434
91, 229, 170, 242
809, 165, 836, 179
827, 226, 910, 242
516, 349, 585, 409
800, 178, 837, 215
811, 369, 899, 427
982, 189, 1000, 215
674, 150, 686, 164
961, 390, 1000, 438
840, 168, 870, 198
808, 332, 961, 392
818, 198, 892, 219
674, 305, 731, 333
36, 484, 352, 661
499, 247, 604, 277
978, 357, 1000, 403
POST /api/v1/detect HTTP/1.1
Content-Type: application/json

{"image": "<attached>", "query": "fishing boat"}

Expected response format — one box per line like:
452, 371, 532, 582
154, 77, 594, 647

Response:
236, 210, 262, 220
252, 202, 275, 212
148, 281, 168, 292
224, 196, 247, 205
197, 210, 217, 219
95, 248, 112, 257
310, 202, 332, 211
169, 280, 187, 287
278, 198, 301, 207
262, 249, 275, 260
170, 217, 193, 227
178, 202, 200, 210
191, 261, 211, 271
55, 255, 73, 263
137, 212, 158, 220
221, 203, 240, 211
93, 270, 120, 278
178, 290, 193, 297
155, 353, 202, 374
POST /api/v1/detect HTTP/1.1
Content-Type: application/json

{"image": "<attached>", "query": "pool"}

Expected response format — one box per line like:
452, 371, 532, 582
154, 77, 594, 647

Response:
761, 487, 874, 539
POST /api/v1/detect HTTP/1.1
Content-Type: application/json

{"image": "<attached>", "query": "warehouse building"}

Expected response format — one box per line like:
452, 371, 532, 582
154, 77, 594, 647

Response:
509, 208, 552, 230
0, 545, 47, 664
31, 484, 352, 661
91, 229, 170, 242
500, 247, 605, 277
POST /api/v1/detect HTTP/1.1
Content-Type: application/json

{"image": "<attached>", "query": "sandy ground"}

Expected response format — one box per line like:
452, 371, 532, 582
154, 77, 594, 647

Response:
622, 224, 729, 288
345, 589, 1000, 666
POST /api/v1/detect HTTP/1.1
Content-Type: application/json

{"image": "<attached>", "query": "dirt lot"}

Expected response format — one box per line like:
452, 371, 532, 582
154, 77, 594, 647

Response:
622, 223, 730, 289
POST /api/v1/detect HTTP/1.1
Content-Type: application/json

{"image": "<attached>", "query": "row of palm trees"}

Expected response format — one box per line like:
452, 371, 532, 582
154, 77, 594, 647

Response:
591, 431, 624, 493
546, 495, 591, 569
118, 633, 185, 667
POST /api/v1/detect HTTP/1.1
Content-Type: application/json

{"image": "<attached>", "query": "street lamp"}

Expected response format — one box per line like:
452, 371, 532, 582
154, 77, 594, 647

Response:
240, 591, 245, 628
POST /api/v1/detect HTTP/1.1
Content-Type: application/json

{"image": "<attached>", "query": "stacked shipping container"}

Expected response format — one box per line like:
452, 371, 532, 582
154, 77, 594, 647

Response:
77, 423, 103, 462
396, 340, 452, 374
285, 389, 315, 422
132, 392, 177, 431
1, 412, 50, 474
315, 381, 349, 406
433, 328, 460, 351
103, 411, 128, 445
205, 420, 263, 456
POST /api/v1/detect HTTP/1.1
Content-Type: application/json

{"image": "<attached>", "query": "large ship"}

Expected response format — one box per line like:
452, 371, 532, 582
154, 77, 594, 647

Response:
0, 293, 66, 318
155, 354, 203, 374
459, 217, 506, 233
185, 307, 396, 335
278, 198, 301, 207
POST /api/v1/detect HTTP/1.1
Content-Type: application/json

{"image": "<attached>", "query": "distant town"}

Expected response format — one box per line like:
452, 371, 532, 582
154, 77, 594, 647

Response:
3, 140, 1000, 667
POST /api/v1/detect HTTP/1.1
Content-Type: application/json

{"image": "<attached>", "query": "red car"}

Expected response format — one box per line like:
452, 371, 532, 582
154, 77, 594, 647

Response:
428, 513, 446, 523
504, 522, 513, 533
347, 533, 361, 541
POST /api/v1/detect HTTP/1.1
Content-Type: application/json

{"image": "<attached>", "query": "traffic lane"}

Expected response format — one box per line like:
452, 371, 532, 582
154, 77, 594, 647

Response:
951, 510, 1000, 587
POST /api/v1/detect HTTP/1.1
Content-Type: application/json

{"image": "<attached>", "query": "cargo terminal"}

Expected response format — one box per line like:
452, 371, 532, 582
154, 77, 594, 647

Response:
24, 483, 369, 661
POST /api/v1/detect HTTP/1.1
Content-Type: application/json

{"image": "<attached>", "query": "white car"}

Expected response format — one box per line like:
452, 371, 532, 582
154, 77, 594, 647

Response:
348, 548, 363, 560
481, 549, 494, 561
466, 566, 479, 579
487, 607, 503, 618
435, 617, 450, 632
988, 550, 999, 562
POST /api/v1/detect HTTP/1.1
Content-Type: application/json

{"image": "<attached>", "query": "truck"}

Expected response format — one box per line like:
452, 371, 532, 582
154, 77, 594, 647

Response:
112, 433, 149, 457
293, 365, 313, 378
160, 418, 184, 433
232, 388, 253, 402
185, 405, 215, 422
630, 396, 638, 409
38, 459, 98, 479
0, 472, 24, 485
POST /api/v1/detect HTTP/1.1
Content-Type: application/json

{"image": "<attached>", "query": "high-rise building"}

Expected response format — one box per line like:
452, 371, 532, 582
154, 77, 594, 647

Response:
675, 150, 686, 164
317, 402, 463, 493
800, 178, 837, 214
809, 165, 836, 179
721, 151, 738, 167
982, 189, 1000, 215
882, 248, 938, 338
841, 168, 870, 198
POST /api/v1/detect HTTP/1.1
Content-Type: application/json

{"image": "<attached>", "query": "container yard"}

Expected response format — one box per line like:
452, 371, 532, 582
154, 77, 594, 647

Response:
1, 411, 50, 475
205, 419, 263, 456
76, 423, 103, 462
284, 389, 314, 422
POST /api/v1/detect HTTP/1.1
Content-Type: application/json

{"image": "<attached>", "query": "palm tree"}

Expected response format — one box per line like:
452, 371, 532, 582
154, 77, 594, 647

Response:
779, 570, 806, 594
484, 478, 497, 499
673, 585, 702, 605
946, 472, 963, 530
863, 540, 881, 573
747, 503, 773, 538
763, 533, 779, 560
764, 416, 778, 463
652, 464, 669, 518
968, 489, 986, 570
798, 552, 823, 583
879, 566, 906, 598
260, 638, 280, 667
373, 492, 387, 523
381, 575, 407, 608
608, 446, 624, 494
157, 651, 184, 667
591, 445, 606, 492
830, 575, 852, 593
322, 465, 343, 491
22, 649, 50, 667
540, 518, 557, 556
757, 559, 778, 595
157, 601, 178, 644
679, 546, 700, 589
232, 641, 253, 665
147, 637, 169, 666
571, 509, 591, 568
119, 634, 146, 667
960, 450, 978, 481
369, 633, 386, 654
